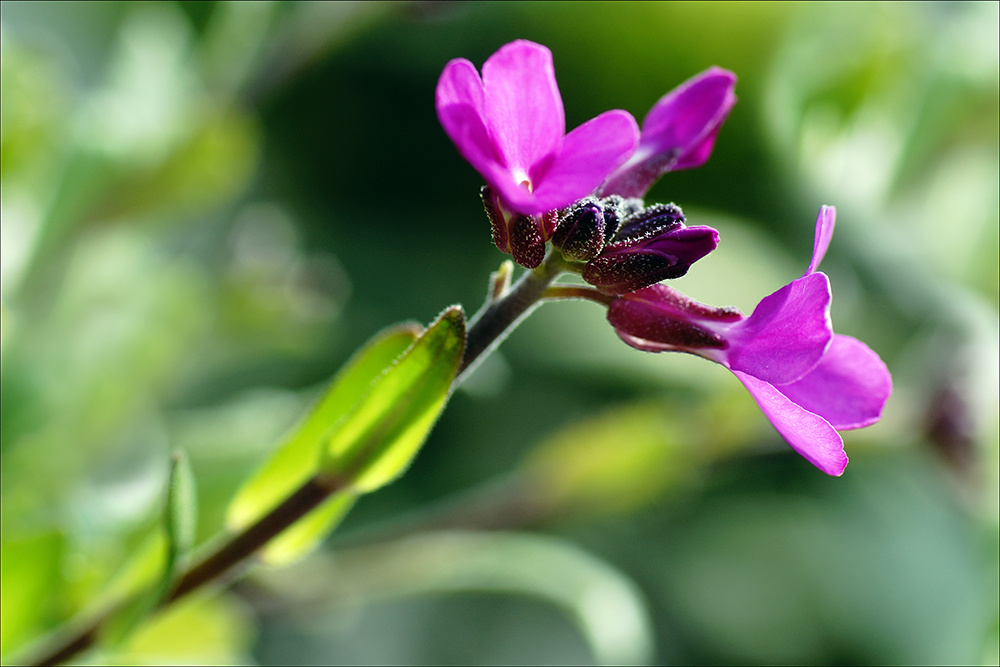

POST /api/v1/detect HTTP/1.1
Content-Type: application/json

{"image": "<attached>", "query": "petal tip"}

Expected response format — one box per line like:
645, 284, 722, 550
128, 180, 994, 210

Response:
807, 205, 837, 275
821, 451, 849, 477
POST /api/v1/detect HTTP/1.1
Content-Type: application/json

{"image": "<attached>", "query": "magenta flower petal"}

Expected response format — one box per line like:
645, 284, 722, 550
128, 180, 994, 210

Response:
777, 335, 892, 430
436, 57, 485, 112
733, 371, 849, 476
437, 103, 504, 185
639, 67, 737, 158
807, 205, 836, 275
726, 272, 833, 385
671, 122, 722, 172
601, 67, 737, 198
530, 110, 639, 213
481, 40, 564, 175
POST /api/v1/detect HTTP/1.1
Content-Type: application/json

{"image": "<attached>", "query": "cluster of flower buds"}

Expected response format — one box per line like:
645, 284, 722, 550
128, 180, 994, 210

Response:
481, 186, 719, 295
551, 196, 719, 294
480, 185, 557, 269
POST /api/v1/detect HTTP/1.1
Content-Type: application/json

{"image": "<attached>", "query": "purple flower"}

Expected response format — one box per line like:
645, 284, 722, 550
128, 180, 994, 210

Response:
608, 207, 891, 475
436, 40, 639, 217
600, 67, 737, 199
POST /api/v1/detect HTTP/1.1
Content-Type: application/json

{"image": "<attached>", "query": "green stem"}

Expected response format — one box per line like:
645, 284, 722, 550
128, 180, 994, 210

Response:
542, 285, 615, 306
458, 249, 569, 381
22, 250, 571, 667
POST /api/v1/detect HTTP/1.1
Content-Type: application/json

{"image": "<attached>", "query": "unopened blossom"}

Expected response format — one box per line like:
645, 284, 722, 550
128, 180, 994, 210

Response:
600, 67, 737, 199
436, 40, 639, 217
549, 196, 720, 293
608, 206, 891, 475
581, 202, 720, 295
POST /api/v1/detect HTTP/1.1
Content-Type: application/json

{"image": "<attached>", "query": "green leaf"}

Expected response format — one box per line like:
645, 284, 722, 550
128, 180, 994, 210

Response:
0, 532, 64, 659
322, 306, 465, 492
226, 323, 421, 550
101, 592, 255, 665
261, 493, 356, 566
161, 450, 197, 595
102, 451, 198, 647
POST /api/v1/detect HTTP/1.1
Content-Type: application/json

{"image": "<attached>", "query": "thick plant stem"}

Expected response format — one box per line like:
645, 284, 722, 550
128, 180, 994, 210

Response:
459, 250, 567, 380
24, 251, 569, 667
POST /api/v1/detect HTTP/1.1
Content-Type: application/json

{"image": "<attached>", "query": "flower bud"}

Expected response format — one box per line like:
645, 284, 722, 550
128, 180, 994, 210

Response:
550, 195, 648, 263
583, 219, 719, 295
551, 198, 606, 262
612, 203, 685, 242
482, 186, 547, 268
598, 195, 644, 241
508, 214, 547, 268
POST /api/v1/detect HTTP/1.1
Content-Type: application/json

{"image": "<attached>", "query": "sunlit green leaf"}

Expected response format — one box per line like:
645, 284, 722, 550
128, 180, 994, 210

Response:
322, 306, 465, 492
521, 390, 766, 517
93, 533, 167, 612
261, 493, 356, 566
0, 532, 64, 658
101, 593, 254, 666
226, 323, 420, 537
95, 537, 162, 652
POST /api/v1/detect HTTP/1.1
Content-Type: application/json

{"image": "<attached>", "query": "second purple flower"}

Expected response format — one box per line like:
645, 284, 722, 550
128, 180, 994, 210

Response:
608, 207, 892, 475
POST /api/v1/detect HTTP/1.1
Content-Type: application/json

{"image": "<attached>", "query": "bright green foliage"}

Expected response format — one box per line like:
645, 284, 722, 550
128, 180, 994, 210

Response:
322, 307, 466, 492
261, 493, 356, 566
0, 532, 65, 658
227, 309, 464, 564
227, 324, 421, 554
101, 593, 255, 665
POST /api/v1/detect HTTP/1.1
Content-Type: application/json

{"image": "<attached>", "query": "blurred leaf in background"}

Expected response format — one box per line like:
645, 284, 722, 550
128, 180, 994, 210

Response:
2, 2, 997, 665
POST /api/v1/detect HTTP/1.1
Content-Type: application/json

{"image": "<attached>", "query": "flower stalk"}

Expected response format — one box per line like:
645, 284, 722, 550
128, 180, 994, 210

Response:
458, 249, 569, 381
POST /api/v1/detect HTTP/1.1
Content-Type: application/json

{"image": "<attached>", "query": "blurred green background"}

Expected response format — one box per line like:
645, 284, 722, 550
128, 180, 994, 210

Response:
2, 1, 997, 664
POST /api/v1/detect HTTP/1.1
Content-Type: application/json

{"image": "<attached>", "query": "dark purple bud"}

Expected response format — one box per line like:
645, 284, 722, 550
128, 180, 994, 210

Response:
583, 224, 719, 295
551, 198, 606, 262
482, 186, 509, 254
598, 195, 644, 240
508, 213, 547, 268
482, 185, 546, 268
613, 203, 685, 243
